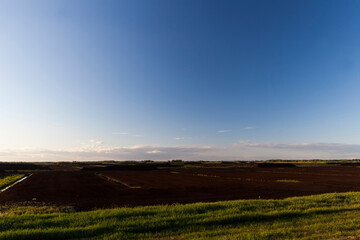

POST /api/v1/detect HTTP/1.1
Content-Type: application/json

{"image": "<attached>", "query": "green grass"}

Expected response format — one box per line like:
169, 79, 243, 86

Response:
276, 179, 300, 183
3, 192, 360, 239
0, 174, 26, 190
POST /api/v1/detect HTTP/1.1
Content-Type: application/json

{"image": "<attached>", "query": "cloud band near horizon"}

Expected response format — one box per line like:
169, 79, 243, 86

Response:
1, 141, 360, 162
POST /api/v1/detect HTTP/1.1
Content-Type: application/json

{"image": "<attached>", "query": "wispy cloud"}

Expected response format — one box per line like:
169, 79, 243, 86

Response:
236, 141, 360, 152
89, 139, 103, 144
217, 129, 230, 133
0, 143, 216, 161
174, 137, 192, 140
244, 126, 254, 130
231, 141, 360, 159
146, 150, 162, 154
2, 141, 360, 162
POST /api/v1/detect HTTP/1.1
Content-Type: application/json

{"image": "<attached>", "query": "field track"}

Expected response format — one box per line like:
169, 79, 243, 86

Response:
2, 164, 360, 209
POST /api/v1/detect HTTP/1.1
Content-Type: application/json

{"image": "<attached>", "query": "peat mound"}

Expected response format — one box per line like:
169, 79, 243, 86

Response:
257, 162, 296, 168
82, 162, 179, 171
340, 162, 360, 166
0, 163, 49, 171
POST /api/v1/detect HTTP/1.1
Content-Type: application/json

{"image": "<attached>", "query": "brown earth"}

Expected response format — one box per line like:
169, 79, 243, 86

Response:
1, 163, 360, 210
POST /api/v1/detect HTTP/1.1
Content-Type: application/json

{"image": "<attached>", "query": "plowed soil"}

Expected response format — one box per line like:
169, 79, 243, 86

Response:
1, 164, 360, 210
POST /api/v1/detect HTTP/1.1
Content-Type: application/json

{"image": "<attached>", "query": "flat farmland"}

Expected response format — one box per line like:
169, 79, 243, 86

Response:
0, 171, 128, 209
2, 162, 360, 210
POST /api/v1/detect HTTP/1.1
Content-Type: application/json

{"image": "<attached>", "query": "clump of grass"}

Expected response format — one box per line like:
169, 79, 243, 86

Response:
276, 179, 300, 183
196, 174, 219, 178
0, 202, 74, 216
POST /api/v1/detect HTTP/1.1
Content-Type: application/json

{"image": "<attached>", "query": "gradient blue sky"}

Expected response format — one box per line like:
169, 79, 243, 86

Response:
1, 0, 360, 161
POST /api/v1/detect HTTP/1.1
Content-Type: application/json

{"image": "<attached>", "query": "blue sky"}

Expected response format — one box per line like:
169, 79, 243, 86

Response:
1, 0, 360, 161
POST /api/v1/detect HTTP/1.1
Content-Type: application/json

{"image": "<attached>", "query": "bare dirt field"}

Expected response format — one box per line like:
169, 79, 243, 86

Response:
1, 162, 360, 210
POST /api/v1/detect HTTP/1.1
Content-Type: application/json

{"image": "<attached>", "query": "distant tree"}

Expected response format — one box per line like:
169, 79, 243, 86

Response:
171, 159, 183, 163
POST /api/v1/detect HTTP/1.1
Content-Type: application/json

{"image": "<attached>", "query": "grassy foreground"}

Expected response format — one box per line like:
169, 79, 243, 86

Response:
2, 193, 360, 239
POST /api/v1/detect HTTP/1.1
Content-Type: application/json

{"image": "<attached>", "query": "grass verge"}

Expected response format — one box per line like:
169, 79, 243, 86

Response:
0, 174, 26, 191
2, 192, 360, 239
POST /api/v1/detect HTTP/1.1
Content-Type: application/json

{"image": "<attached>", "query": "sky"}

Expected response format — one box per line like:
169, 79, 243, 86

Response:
1, 0, 360, 161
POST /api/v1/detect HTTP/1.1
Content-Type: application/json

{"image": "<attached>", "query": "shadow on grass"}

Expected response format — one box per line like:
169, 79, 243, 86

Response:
0, 225, 114, 240
124, 206, 360, 234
